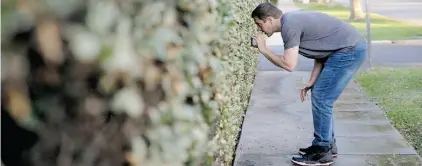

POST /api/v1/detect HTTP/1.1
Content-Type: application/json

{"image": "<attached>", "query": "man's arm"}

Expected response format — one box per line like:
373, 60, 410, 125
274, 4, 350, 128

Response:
300, 59, 323, 102
264, 24, 302, 72
262, 46, 299, 72
308, 59, 323, 85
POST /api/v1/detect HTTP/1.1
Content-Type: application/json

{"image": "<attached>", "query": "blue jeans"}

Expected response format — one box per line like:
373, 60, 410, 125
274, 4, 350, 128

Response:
311, 40, 367, 147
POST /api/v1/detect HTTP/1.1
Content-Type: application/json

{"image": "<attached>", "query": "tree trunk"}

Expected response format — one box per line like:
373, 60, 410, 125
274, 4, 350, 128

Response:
350, 0, 365, 20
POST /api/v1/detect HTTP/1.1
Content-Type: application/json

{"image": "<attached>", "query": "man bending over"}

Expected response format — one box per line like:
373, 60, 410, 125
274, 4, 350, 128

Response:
251, 2, 367, 166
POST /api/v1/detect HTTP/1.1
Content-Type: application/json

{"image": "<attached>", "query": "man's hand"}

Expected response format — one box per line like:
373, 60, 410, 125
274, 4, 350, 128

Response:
253, 34, 269, 54
300, 82, 314, 102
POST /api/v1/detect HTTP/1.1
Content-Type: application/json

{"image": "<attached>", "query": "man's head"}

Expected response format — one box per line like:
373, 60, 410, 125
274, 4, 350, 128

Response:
251, 2, 283, 37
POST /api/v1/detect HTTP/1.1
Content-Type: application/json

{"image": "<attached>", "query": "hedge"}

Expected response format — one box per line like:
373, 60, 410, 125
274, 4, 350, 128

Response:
1, 0, 270, 165
213, 0, 269, 165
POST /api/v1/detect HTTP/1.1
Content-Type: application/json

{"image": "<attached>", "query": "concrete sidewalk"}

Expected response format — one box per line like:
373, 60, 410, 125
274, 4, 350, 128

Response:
233, 71, 422, 166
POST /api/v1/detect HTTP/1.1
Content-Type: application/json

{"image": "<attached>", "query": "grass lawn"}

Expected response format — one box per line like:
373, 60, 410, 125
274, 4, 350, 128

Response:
295, 3, 422, 40
356, 67, 422, 155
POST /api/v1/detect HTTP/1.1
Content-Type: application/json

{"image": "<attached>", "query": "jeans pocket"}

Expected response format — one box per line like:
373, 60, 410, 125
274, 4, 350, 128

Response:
324, 51, 355, 69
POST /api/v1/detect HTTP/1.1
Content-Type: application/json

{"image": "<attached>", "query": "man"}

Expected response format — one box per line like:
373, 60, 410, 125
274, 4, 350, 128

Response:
251, 2, 367, 166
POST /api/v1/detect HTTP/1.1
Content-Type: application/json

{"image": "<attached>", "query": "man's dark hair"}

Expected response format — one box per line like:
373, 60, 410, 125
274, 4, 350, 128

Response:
251, 2, 283, 21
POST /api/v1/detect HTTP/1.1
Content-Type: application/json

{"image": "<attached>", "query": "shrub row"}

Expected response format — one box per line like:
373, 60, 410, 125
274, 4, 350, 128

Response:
1, 0, 272, 165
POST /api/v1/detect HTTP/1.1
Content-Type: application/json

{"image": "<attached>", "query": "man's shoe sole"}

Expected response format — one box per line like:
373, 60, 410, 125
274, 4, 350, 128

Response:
299, 151, 337, 157
298, 151, 337, 157
291, 160, 333, 166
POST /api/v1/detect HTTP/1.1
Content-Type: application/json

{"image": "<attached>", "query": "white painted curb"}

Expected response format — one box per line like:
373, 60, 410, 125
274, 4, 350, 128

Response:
372, 39, 422, 45
371, 40, 392, 44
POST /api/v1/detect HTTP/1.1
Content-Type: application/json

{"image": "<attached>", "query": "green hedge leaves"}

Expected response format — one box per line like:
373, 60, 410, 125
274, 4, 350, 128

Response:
0, 0, 269, 165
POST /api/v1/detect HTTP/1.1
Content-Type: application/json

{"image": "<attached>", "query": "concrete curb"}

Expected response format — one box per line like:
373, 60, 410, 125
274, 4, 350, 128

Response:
372, 39, 422, 45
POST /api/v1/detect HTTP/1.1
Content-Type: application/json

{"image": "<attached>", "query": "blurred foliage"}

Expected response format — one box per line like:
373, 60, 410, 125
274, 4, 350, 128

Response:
1, 0, 263, 166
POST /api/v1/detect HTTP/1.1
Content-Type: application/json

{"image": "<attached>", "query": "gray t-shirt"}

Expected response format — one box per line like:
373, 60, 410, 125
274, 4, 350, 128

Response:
281, 10, 366, 59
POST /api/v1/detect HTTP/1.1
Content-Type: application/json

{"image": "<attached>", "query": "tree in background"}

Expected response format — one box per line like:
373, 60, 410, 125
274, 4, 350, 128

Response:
350, 0, 365, 20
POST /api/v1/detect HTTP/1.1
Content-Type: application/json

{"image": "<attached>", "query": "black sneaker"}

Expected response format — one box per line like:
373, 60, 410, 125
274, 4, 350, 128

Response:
298, 145, 319, 155
292, 146, 334, 166
299, 143, 338, 157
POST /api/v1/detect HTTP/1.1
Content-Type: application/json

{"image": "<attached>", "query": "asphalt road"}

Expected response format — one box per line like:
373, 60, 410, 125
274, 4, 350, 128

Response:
257, 44, 422, 71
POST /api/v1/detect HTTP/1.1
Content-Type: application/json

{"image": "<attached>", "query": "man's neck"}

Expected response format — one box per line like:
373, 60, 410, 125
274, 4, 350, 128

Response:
274, 15, 283, 32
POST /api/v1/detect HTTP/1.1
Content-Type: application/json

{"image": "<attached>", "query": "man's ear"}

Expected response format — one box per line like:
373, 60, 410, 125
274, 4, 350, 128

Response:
267, 16, 274, 23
